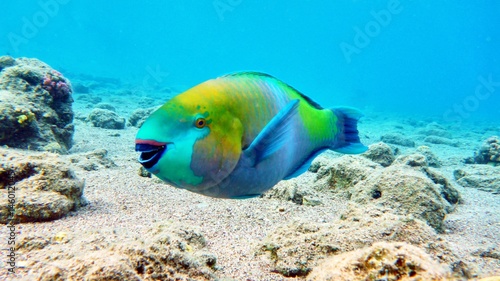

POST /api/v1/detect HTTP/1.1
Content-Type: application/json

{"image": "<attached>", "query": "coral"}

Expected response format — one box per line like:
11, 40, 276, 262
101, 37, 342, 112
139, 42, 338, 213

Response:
41, 69, 72, 99
307, 242, 451, 281
0, 148, 86, 223
472, 136, 500, 166
0, 56, 74, 153
16, 110, 36, 127
381, 133, 415, 147
87, 108, 125, 129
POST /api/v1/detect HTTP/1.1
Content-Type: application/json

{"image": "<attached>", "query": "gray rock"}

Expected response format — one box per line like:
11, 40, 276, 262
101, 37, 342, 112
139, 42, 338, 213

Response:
314, 156, 381, 194
87, 108, 125, 129
0, 55, 15, 71
417, 127, 452, 138
128, 107, 158, 127
424, 136, 460, 147
0, 148, 86, 223
72, 82, 90, 93
94, 103, 116, 112
262, 182, 319, 205
381, 133, 415, 147
68, 149, 116, 171
422, 167, 461, 205
76, 94, 102, 104
361, 142, 395, 167
417, 145, 442, 167
393, 153, 428, 167
472, 247, 500, 260
454, 165, 500, 194
0, 56, 74, 153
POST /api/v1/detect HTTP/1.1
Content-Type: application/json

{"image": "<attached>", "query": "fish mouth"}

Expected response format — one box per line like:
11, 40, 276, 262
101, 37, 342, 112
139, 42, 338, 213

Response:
135, 140, 170, 169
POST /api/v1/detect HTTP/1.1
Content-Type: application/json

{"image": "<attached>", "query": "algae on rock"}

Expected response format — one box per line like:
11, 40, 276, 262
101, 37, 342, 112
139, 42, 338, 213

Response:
0, 56, 74, 153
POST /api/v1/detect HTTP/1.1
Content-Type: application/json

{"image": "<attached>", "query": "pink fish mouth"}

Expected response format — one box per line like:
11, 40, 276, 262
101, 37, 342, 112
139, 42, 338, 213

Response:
135, 139, 170, 169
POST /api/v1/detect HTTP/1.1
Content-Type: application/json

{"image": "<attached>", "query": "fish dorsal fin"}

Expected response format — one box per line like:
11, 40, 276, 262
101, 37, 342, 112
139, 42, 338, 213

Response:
222, 72, 323, 110
243, 99, 300, 166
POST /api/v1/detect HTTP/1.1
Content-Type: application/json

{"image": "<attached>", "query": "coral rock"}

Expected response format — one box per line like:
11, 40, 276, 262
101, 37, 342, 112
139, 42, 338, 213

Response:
87, 108, 126, 129
417, 145, 442, 167
472, 136, 500, 166
393, 153, 428, 167
454, 165, 500, 194
256, 204, 468, 278
76, 93, 102, 104
362, 142, 395, 167
381, 133, 415, 147
424, 135, 460, 147
68, 149, 117, 171
314, 156, 381, 192
0, 56, 74, 153
17, 223, 217, 280
0, 148, 86, 223
307, 242, 451, 281
128, 107, 159, 127
350, 163, 460, 232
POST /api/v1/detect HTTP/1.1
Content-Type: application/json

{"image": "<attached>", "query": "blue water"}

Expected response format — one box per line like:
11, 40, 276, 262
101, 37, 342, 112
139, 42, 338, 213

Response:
1, 0, 499, 123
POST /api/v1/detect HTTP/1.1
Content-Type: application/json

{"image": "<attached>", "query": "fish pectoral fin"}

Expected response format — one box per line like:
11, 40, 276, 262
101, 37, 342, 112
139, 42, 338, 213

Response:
243, 99, 300, 166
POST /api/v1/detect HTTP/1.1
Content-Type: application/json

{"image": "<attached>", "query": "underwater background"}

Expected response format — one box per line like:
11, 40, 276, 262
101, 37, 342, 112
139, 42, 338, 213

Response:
2, 0, 499, 123
2, 1, 500, 280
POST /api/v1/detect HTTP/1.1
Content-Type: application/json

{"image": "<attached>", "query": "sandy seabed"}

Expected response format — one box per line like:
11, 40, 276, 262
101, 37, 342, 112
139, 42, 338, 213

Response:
1, 94, 500, 280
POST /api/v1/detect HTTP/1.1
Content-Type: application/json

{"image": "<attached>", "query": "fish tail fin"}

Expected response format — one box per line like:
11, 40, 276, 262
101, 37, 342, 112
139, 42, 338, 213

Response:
330, 107, 368, 154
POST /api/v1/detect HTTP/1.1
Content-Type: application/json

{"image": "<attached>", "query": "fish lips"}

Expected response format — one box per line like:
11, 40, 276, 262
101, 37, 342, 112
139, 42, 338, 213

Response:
135, 140, 172, 169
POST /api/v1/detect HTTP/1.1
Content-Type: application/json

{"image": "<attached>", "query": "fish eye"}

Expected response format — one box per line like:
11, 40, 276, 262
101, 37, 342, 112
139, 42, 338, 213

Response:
194, 118, 206, 128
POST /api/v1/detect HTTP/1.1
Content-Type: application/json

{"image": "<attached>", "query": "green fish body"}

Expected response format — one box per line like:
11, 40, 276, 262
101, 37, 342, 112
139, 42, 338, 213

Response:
135, 72, 367, 198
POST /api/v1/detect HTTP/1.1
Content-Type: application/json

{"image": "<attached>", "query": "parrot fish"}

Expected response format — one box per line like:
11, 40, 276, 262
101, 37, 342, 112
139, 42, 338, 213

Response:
135, 72, 367, 199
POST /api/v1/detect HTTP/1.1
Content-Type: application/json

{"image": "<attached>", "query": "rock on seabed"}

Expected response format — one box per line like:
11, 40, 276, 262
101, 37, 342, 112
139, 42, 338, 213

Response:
0, 56, 74, 153
0, 148, 85, 223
